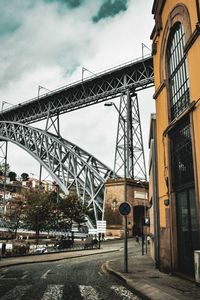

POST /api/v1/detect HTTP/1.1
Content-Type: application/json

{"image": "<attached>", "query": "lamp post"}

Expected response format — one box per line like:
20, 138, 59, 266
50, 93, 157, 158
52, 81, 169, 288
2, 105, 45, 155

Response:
1, 100, 13, 215
37, 85, 51, 98
104, 101, 128, 272
81, 67, 96, 81
1, 100, 13, 111
35, 205, 42, 245
136, 180, 148, 255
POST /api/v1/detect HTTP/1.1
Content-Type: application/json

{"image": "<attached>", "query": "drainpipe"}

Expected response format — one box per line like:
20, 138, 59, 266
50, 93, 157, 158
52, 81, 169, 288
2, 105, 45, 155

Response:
152, 139, 160, 268
196, 0, 200, 23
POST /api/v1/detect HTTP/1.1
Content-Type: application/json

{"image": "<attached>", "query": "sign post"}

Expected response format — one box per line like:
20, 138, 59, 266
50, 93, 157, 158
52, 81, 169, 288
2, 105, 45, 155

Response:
97, 220, 107, 249
119, 202, 131, 273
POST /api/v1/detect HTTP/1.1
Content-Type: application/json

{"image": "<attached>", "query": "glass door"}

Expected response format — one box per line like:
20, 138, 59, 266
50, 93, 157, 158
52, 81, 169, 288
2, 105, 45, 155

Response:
176, 188, 199, 276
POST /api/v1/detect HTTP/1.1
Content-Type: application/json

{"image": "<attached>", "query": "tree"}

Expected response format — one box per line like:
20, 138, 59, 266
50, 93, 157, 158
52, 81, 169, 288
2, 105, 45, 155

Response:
21, 173, 29, 181
57, 193, 88, 232
23, 189, 54, 244
5, 195, 25, 239
8, 171, 17, 181
48, 190, 60, 204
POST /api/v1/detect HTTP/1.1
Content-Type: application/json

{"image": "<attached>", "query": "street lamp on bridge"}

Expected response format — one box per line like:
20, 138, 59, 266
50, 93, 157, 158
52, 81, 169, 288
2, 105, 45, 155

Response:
1, 100, 13, 111
38, 85, 52, 98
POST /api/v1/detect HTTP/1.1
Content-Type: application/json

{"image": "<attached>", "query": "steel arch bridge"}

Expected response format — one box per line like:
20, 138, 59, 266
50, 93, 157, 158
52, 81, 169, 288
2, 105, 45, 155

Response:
0, 55, 154, 229
0, 121, 115, 228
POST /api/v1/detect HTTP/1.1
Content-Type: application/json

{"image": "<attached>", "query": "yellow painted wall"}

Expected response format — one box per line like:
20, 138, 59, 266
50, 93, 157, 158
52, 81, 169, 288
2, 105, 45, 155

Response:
187, 37, 200, 201
152, 0, 200, 230
156, 88, 169, 228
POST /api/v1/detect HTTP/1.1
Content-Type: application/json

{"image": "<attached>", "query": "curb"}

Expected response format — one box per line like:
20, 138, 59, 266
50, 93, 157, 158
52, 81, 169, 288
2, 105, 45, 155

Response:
104, 261, 151, 300
0, 248, 119, 269
104, 261, 178, 300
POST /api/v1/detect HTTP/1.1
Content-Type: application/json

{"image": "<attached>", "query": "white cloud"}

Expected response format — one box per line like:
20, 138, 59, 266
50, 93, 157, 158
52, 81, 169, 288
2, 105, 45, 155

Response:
0, 0, 155, 180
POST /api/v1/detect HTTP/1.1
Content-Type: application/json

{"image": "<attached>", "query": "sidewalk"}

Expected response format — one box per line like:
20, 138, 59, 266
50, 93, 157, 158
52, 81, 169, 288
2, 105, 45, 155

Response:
0, 246, 118, 269
105, 255, 200, 300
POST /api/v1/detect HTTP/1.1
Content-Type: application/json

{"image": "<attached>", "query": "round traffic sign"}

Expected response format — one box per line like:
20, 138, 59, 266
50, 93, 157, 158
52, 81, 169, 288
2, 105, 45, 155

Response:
119, 202, 131, 216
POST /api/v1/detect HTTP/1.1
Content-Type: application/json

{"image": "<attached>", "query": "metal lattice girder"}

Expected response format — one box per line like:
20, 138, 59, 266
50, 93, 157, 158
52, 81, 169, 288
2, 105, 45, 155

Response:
114, 92, 147, 181
0, 56, 153, 124
0, 121, 115, 228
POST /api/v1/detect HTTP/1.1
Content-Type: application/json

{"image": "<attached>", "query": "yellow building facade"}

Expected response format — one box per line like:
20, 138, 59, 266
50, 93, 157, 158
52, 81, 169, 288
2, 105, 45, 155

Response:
151, 0, 200, 277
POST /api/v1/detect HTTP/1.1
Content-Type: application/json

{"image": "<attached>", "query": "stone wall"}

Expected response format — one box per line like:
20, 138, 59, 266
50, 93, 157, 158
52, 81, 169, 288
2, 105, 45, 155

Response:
104, 178, 149, 237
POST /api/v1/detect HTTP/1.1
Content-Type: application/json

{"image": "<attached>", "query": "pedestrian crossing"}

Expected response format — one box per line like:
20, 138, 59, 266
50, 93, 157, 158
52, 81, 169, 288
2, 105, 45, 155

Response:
0, 284, 141, 299
41, 284, 64, 300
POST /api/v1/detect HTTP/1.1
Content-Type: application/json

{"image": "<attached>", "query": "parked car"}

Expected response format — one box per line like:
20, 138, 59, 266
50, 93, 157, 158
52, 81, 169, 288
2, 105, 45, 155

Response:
31, 247, 47, 254
55, 239, 73, 250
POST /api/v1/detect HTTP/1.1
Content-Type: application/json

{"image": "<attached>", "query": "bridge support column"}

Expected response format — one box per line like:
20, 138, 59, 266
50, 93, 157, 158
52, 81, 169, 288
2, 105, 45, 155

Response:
114, 92, 147, 181
0, 141, 8, 216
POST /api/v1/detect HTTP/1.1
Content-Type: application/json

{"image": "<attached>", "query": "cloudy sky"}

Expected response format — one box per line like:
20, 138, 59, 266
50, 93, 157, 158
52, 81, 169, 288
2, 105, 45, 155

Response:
0, 0, 155, 180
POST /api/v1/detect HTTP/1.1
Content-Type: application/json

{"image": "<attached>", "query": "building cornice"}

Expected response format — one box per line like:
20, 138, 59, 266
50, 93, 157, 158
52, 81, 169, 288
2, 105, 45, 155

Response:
153, 80, 166, 99
105, 178, 149, 188
184, 22, 200, 54
163, 101, 196, 136
151, 0, 166, 40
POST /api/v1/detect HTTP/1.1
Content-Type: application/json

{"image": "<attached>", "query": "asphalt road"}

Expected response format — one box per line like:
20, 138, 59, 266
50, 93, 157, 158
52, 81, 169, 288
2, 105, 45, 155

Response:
0, 241, 142, 300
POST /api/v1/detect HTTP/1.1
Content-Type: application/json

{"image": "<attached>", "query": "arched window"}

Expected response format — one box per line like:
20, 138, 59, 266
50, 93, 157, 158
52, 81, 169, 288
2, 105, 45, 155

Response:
167, 22, 190, 120
167, 23, 194, 188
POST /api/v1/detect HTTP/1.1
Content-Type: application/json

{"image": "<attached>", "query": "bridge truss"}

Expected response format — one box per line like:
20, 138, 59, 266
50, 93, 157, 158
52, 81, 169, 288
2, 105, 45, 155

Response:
0, 56, 153, 124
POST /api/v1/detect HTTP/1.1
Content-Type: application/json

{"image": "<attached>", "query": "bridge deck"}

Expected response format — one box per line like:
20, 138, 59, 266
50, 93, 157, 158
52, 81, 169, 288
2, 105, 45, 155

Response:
0, 55, 154, 124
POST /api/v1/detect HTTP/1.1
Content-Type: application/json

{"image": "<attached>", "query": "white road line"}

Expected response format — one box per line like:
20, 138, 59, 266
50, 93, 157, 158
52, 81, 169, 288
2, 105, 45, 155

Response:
21, 270, 29, 279
79, 285, 101, 300
41, 284, 64, 300
1, 285, 31, 300
1, 268, 8, 273
98, 271, 103, 277
111, 285, 141, 300
41, 269, 51, 279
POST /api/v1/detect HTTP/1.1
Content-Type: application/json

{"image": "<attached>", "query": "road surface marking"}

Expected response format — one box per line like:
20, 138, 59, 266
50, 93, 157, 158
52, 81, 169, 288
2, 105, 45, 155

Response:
21, 270, 28, 279
111, 285, 141, 300
1, 285, 31, 299
41, 284, 64, 300
41, 269, 51, 279
79, 285, 101, 300
1, 268, 8, 273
